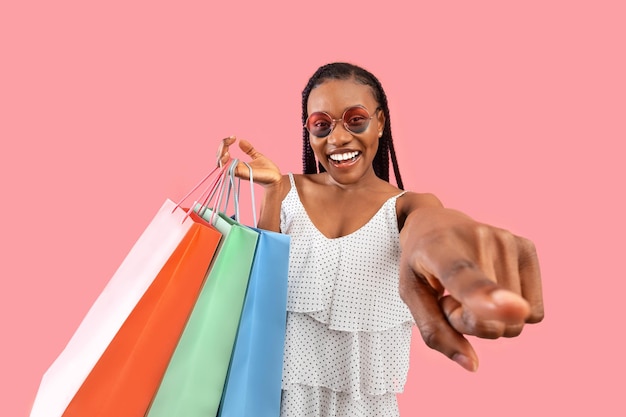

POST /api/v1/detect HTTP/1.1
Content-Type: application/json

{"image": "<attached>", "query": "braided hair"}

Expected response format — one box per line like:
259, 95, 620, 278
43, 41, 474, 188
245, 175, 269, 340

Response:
301, 62, 404, 190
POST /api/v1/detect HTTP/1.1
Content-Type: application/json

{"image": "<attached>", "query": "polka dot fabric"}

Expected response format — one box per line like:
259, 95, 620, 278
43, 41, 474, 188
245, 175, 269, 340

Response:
279, 173, 414, 417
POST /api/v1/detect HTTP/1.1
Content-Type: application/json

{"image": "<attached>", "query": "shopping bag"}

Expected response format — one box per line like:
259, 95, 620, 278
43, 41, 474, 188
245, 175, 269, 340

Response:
218, 227, 290, 417
146, 169, 259, 417
62, 210, 221, 417
30, 165, 226, 417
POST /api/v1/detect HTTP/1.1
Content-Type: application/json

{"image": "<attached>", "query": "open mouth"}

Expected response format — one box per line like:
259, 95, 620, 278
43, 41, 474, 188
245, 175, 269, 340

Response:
328, 151, 361, 165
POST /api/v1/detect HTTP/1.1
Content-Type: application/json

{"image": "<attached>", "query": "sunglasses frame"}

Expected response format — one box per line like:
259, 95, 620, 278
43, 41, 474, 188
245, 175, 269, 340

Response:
304, 105, 381, 138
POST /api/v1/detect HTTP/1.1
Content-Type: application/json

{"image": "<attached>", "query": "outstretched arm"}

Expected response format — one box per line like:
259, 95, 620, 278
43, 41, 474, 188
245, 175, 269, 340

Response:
398, 194, 544, 371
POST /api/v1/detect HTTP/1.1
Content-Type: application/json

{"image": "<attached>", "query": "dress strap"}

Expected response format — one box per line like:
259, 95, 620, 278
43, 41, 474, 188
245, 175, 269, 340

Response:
287, 172, 296, 189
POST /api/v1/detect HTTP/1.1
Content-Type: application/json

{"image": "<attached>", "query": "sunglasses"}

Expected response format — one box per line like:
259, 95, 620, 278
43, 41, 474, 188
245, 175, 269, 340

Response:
305, 105, 381, 138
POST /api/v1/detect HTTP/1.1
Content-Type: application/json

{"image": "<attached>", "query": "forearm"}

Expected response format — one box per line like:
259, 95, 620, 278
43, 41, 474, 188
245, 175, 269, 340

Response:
397, 192, 448, 250
257, 177, 288, 232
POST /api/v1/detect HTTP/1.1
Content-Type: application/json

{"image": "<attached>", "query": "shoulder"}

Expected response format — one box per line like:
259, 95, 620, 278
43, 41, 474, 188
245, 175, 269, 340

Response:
396, 191, 444, 230
274, 173, 324, 201
289, 173, 328, 194
291, 173, 325, 185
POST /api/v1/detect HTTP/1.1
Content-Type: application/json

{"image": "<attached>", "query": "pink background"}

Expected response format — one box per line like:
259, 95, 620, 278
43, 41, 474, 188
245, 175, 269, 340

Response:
2, 1, 624, 415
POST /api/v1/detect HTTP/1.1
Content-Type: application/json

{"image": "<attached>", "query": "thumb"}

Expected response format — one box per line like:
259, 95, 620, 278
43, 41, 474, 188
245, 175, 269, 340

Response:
238, 139, 263, 160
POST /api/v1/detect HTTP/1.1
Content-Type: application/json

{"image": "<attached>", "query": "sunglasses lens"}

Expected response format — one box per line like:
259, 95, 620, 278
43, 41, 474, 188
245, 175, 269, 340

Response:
343, 107, 372, 134
306, 113, 333, 137
305, 107, 376, 137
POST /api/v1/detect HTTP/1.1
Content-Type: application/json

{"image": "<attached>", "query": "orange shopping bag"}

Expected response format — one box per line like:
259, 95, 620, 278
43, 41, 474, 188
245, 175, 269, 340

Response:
62, 210, 221, 417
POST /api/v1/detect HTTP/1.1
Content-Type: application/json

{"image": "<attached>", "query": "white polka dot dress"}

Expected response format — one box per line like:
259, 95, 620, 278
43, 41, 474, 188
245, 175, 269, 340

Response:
279, 173, 414, 417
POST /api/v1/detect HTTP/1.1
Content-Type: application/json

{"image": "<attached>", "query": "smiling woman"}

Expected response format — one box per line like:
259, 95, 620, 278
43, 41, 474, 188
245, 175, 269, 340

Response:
218, 62, 544, 417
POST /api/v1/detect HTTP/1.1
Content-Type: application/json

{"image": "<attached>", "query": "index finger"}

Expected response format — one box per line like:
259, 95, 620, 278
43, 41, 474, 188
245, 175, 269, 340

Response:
421, 251, 531, 324
217, 136, 236, 167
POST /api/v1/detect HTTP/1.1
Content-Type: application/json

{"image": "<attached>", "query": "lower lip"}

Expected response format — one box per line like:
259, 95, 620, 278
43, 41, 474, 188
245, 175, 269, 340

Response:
328, 154, 361, 169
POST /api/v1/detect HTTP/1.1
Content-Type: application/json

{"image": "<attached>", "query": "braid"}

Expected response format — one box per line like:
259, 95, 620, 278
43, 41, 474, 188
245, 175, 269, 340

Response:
373, 134, 389, 182
301, 67, 324, 175
369, 77, 404, 189
301, 62, 404, 189
388, 133, 403, 190
302, 133, 317, 174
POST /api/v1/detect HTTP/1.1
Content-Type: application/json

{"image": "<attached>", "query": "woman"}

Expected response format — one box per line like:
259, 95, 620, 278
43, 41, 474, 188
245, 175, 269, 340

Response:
218, 62, 544, 416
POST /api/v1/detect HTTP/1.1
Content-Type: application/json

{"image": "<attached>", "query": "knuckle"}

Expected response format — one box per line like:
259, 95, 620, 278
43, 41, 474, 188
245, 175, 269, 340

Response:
472, 223, 494, 242
398, 281, 411, 304
472, 325, 504, 339
418, 322, 447, 350
517, 237, 539, 269
474, 224, 518, 249
516, 235, 537, 253
485, 226, 517, 251
527, 306, 545, 323
399, 270, 438, 301
516, 236, 537, 257
503, 323, 525, 338
498, 230, 518, 250
462, 311, 505, 339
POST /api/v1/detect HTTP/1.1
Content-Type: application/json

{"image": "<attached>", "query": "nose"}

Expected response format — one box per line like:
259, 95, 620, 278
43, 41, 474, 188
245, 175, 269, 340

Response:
326, 122, 352, 146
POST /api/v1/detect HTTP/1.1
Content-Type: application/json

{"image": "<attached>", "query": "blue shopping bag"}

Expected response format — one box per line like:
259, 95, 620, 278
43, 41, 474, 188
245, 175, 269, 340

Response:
217, 227, 290, 417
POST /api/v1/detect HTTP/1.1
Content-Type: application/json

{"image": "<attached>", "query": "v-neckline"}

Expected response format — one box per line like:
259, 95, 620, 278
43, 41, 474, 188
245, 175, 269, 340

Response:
289, 185, 402, 241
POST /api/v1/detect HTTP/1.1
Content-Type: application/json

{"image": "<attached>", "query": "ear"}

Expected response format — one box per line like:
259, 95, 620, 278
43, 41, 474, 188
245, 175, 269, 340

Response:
377, 109, 386, 137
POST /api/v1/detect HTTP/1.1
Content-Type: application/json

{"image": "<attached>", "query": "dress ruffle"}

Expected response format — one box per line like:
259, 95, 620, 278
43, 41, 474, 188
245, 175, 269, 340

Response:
282, 312, 412, 397
281, 384, 400, 417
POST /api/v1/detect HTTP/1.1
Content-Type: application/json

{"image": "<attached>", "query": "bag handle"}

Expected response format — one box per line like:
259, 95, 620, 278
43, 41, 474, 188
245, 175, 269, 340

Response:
196, 159, 239, 225
223, 160, 257, 227
192, 159, 259, 227
172, 164, 229, 222
223, 159, 241, 221
241, 161, 257, 227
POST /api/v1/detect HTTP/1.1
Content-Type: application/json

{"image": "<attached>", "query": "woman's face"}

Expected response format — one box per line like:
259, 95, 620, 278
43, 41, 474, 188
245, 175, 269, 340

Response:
306, 78, 385, 185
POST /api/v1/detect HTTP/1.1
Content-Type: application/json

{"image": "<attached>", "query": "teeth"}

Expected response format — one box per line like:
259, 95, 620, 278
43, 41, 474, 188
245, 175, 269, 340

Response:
329, 151, 359, 161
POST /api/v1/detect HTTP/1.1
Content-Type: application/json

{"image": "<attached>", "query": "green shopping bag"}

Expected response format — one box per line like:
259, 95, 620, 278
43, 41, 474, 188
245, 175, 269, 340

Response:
147, 162, 259, 417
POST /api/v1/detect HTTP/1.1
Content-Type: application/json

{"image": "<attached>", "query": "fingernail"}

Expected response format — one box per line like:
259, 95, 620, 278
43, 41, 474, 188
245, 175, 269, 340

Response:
453, 353, 478, 372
